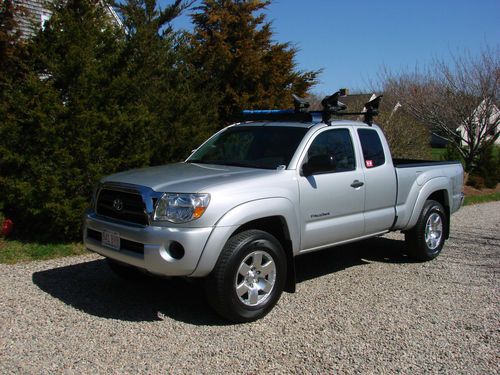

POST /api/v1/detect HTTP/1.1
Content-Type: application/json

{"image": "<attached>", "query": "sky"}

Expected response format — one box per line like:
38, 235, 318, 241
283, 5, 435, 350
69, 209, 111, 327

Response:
166, 0, 500, 95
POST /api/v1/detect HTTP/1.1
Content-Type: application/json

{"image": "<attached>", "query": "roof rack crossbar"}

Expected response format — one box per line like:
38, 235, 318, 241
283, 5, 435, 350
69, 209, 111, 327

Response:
239, 89, 383, 126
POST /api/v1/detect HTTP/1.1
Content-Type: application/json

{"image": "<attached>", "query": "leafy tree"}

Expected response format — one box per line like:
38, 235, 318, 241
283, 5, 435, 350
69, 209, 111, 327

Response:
190, 0, 319, 123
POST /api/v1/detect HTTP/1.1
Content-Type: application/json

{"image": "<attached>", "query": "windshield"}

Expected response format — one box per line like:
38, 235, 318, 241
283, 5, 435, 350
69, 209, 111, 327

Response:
187, 126, 309, 169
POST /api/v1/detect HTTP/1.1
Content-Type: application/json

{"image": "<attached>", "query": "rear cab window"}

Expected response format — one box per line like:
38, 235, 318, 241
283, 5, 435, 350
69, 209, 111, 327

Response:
357, 129, 386, 168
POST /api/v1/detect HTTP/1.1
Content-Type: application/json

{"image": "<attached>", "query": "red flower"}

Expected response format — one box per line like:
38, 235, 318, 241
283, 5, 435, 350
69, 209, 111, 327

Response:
1, 219, 14, 237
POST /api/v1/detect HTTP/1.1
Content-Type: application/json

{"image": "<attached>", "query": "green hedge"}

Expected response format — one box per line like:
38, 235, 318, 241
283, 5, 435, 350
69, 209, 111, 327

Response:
0, 0, 217, 241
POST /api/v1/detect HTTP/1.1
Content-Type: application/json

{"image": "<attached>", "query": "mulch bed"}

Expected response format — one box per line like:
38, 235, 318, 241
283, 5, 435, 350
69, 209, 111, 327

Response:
463, 183, 500, 197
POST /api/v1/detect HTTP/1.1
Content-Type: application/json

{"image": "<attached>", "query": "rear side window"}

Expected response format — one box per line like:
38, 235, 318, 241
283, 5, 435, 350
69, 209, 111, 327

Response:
357, 129, 385, 168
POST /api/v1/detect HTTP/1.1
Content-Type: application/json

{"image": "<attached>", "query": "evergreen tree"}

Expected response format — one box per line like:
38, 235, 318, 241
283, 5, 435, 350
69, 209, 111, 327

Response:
190, 0, 319, 124
1, 0, 130, 241
114, 0, 218, 165
0, 0, 218, 241
0, 0, 23, 78
0, 0, 30, 222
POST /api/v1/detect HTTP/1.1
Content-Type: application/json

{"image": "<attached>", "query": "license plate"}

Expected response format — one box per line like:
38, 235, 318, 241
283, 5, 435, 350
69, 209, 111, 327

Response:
102, 230, 120, 250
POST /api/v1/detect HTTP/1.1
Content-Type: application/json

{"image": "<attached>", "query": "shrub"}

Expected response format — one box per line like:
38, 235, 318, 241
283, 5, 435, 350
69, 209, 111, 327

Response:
473, 145, 500, 189
441, 144, 464, 162
467, 175, 485, 189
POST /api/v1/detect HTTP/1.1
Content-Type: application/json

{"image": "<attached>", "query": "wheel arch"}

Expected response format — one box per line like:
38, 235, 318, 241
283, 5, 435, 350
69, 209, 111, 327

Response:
191, 198, 299, 293
233, 216, 296, 293
426, 190, 451, 239
404, 177, 452, 234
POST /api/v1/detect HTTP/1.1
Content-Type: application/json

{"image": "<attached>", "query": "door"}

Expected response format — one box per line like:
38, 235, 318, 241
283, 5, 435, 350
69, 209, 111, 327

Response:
299, 128, 365, 251
356, 128, 397, 235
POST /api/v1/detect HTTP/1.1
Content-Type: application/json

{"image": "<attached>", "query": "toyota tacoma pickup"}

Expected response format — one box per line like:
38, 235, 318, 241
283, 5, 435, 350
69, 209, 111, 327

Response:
83, 92, 464, 322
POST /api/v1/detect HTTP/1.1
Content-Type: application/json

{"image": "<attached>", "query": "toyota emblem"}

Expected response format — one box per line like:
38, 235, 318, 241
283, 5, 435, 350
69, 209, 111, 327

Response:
113, 198, 124, 212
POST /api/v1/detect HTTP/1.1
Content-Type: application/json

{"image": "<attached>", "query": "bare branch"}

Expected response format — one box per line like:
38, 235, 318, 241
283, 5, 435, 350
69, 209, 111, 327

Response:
380, 46, 500, 173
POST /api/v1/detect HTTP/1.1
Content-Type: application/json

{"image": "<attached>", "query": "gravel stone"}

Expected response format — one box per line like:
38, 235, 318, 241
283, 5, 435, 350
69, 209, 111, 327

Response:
1, 202, 499, 374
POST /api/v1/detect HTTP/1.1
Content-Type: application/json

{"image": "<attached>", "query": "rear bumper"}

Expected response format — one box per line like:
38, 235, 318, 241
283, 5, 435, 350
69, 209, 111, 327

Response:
83, 212, 213, 276
452, 192, 465, 213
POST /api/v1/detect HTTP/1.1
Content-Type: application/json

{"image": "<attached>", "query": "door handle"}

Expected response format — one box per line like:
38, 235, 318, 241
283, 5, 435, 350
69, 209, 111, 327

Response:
350, 180, 364, 188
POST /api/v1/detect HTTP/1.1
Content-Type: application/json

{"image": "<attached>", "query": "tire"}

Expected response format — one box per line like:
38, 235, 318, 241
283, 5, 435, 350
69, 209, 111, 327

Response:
405, 200, 447, 261
106, 258, 148, 281
204, 230, 287, 323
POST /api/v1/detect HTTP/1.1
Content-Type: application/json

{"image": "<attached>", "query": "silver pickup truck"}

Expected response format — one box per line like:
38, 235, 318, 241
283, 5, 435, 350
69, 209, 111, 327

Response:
84, 95, 464, 322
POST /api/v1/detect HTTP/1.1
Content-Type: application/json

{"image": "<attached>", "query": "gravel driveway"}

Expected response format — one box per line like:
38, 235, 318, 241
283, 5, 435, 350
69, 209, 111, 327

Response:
1, 202, 499, 374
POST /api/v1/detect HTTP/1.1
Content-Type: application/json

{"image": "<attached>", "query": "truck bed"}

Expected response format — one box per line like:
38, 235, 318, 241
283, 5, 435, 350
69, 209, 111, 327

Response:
392, 158, 464, 230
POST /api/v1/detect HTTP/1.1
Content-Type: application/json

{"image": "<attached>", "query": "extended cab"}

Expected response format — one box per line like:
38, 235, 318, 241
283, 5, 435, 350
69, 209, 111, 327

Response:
84, 94, 464, 322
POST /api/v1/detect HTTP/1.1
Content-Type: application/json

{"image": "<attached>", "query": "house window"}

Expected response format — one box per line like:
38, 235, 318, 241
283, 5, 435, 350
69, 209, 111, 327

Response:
41, 13, 51, 30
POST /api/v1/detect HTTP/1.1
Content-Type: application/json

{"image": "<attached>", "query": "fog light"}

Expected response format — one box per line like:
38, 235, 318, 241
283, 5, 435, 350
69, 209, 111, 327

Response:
168, 242, 185, 260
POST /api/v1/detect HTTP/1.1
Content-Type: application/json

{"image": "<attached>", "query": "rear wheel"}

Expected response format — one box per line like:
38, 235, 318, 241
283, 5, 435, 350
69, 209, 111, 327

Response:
204, 230, 286, 323
405, 200, 447, 261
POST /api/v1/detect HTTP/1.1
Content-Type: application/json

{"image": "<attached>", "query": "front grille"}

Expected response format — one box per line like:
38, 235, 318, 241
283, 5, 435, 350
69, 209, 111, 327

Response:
96, 188, 149, 225
86, 228, 144, 255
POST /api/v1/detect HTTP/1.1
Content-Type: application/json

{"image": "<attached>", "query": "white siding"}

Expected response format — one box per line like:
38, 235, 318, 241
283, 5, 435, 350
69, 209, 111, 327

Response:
13, 0, 122, 39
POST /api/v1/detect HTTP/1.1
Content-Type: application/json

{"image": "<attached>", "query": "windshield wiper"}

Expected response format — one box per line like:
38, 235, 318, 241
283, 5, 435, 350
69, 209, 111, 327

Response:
187, 160, 271, 169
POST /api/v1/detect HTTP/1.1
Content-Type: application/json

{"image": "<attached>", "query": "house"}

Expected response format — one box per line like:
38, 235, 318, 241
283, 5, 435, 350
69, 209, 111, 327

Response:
13, 0, 122, 39
456, 100, 500, 146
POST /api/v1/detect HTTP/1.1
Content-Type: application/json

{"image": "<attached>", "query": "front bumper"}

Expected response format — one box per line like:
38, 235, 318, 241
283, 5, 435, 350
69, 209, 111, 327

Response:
83, 212, 213, 276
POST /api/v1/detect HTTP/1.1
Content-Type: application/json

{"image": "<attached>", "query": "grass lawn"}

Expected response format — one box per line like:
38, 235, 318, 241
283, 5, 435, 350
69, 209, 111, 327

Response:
463, 192, 500, 206
0, 239, 86, 264
431, 148, 447, 160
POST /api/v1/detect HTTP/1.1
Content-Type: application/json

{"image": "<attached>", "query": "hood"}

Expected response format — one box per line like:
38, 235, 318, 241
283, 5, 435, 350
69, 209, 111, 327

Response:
102, 162, 275, 193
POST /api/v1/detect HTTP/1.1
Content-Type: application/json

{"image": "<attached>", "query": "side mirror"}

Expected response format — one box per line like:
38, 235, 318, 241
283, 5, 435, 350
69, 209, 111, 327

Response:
302, 154, 336, 177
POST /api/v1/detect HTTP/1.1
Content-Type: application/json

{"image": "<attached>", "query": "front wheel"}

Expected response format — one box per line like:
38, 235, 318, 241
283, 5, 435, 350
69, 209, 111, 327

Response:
204, 230, 287, 323
405, 200, 447, 261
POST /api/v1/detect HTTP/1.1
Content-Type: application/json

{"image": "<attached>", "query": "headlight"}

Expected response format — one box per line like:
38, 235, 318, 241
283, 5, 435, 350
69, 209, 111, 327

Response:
154, 193, 210, 223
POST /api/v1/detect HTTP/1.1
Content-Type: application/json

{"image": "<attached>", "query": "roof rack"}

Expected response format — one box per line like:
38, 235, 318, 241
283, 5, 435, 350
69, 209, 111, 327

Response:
240, 89, 383, 126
